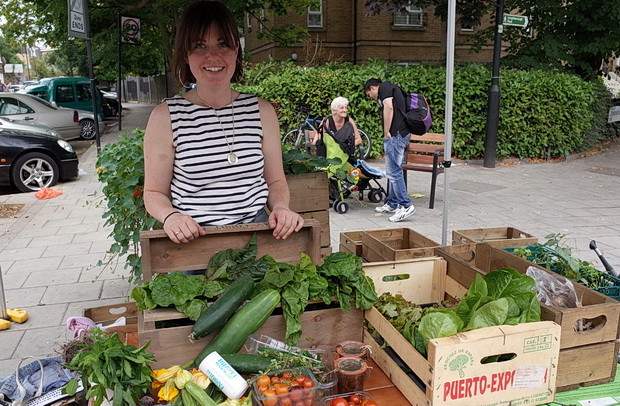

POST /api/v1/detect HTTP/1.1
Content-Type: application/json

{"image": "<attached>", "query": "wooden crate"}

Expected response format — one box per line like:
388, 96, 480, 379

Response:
435, 243, 620, 350
340, 230, 364, 257
300, 209, 330, 248
84, 302, 138, 345
452, 227, 538, 248
141, 303, 363, 369
286, 172, 330, 213
140, 221, 321, 279
362, 228, 440, 262
137, 220, 352, 369
363, 258, 561, 406
556, 340, 620, 391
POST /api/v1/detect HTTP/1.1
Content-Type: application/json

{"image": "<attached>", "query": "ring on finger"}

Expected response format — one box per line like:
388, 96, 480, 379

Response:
175, 230, 181, 235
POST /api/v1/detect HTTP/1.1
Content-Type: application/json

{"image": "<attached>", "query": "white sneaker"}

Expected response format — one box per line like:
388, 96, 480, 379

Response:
375, 203, 396, 213
389, 205, 416, 222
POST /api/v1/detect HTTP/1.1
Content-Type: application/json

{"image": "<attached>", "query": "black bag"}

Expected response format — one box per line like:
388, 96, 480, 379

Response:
323, 116, 356, 156
401, 91, 433, 135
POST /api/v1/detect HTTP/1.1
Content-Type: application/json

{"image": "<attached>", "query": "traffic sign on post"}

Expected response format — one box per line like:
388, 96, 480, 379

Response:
68, 0, 89, 39
121, 16, 141, 45
503, 14, 528, 28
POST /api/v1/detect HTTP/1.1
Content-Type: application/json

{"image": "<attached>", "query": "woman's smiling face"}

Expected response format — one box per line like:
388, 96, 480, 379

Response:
187, 27, 238, 88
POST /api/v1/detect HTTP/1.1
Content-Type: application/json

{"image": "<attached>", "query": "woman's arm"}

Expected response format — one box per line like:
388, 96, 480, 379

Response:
143, 102, 205, 243
349, 117, 363, 146
259, 97, 304, 239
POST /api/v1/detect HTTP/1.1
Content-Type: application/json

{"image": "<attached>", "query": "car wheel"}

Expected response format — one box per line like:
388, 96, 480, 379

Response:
10, 152, 59, 193
80, 119, 96, 140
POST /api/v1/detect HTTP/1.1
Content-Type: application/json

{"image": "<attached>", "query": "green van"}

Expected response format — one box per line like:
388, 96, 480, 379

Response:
25, 77, 105, 121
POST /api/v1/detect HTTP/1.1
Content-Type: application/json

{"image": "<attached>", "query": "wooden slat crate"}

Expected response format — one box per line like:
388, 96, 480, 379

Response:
287, 172, 331, 249
363, 258, 561, 406
362, 228, 440, 262
434, 243, 620, 350
556, 340, 620, 391
137, 220, 357, 369
340, 230, 364, 257
83, 302, 138, 346
452, 227, 538, 248
299, 209, 330, 248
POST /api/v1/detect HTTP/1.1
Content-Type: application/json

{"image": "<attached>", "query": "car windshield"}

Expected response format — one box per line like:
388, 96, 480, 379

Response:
25, 94, 58, 110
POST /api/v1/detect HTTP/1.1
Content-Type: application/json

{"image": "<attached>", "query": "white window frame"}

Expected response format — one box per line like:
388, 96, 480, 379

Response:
246, 13, 252, 32
308, 1, 323, 28
394, 4, 423, 27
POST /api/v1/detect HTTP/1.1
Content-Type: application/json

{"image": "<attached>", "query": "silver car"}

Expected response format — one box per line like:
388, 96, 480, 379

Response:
0, 92, 82, 140
0, 116, 63, 138
77, 109, 106, 140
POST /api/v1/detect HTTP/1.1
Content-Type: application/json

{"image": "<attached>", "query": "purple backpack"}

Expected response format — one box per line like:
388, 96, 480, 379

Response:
402, 92, 433, 135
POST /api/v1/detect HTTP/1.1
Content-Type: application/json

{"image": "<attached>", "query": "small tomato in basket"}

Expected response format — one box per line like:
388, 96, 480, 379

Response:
331, 398, 349, 406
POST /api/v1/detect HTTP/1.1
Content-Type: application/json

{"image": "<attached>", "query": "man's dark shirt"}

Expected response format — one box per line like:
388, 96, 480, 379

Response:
378, 82, 408, 137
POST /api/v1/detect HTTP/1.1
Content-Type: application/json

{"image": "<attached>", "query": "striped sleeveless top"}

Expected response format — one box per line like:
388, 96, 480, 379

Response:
166, 93, 268, 225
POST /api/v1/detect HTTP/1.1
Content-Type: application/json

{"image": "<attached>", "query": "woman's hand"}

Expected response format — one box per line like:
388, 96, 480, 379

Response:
268, 207, 304, 239
163, 213, 206, 243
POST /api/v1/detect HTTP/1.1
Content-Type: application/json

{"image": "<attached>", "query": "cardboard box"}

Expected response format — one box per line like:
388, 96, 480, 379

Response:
363, 258, 561, 406
452, 227, 538, 248
362, 228, 440, 262
435, 243, 620, 350
137, 220, 361, 369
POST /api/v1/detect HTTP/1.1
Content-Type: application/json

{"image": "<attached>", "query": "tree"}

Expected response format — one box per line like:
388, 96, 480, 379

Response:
0, 0, 316, 80
364, 0, 620, 79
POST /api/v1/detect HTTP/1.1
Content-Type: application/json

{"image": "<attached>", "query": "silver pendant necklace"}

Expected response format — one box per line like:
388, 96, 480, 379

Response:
196, 89, 238, 165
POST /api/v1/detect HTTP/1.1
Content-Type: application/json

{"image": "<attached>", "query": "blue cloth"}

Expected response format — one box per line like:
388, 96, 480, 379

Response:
356, 160, 386, 178
384, 132, 412, 208
0, 356, 77, 402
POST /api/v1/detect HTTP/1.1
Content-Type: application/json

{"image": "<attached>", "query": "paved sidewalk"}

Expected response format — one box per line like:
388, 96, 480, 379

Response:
0, 102, 619, 375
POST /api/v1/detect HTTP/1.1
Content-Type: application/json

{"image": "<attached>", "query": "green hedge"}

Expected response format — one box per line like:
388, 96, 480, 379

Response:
236, 60, 618, 160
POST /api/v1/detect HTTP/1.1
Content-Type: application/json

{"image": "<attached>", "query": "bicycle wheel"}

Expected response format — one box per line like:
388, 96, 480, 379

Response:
282, 128, 305, 151
357, 128, 372, 160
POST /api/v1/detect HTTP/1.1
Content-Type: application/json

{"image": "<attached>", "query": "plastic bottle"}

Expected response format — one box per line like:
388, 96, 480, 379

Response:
198, 351, 248, 399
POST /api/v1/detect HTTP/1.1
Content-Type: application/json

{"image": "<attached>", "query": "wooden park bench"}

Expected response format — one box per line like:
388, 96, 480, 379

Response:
402, 132, 447, 209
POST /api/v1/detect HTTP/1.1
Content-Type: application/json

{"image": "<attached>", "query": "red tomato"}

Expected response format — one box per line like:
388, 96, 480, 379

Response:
364, 402, 379, 406
302, 378, 314, 389
293, 402, 305, 406
289, 386, 304, 402
274, 383, 289, 395
258, 375, 271, 387
295, 375, 307, 385
262, 389, 278, 406
279, 397, 293, 406
349, 395, 362, 405
331, 398, 349, 406
282, 371, 294, 380
303, 398, 313, 406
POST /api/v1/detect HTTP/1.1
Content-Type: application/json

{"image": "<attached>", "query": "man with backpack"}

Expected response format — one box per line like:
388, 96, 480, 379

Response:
364, 78, 416, 222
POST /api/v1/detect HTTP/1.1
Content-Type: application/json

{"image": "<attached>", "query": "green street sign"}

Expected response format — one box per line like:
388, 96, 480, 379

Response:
503, 14, 528, 28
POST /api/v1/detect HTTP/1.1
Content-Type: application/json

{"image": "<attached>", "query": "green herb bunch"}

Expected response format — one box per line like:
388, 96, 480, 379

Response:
92, 129, 157, 282
63, 328, 155, 406
511, 233, 607, 288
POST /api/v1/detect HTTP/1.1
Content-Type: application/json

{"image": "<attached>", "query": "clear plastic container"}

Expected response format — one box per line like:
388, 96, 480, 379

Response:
252, 367, 321, 406
247, 334, 338, 394
322, 391, 374, 406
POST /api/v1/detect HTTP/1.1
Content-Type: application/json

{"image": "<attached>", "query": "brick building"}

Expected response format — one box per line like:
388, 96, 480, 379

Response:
243, 0, 496, 65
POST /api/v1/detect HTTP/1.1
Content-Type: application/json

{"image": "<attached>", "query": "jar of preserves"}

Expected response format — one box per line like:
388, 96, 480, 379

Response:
336, 340, 370, 360
334, 356, 368, 393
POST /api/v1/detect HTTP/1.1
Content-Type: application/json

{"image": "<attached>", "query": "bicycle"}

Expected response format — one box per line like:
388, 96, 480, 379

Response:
282, 106, 372, 160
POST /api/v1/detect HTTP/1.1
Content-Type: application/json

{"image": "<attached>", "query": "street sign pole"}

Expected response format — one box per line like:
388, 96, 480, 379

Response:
483, 0, 504, 168
68, 0, 101, 155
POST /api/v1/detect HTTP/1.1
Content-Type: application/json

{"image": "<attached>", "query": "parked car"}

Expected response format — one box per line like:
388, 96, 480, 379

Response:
0, 116, 63, 138
77, 109, 106, 140
0, 92, 82, 140
0, 124, 79, 192
7, 84, 23, 92
23, 77, 106, 121
100, 90, 121, 117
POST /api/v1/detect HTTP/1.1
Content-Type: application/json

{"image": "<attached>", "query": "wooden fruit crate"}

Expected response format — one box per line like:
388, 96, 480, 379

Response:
363, 258, 561, 406
83, 302, 138, 346
340, 230, 364, 257
137, 220, 359, 369
362, 228, 440, 262
452, 227, 538, 248
287, 172, 331, 250
556, 340, 620, 391
435, 243, 620, 350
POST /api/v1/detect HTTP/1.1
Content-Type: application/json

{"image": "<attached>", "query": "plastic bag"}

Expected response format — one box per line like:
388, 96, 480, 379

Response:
33, 188, 62, 200
526, 266, 581, 308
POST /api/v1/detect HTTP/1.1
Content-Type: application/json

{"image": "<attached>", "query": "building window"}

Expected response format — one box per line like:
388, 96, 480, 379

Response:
394, 5, 423, 27
246, 13, 252, 32
308, 1, 323, 28
460, 23, 474, 32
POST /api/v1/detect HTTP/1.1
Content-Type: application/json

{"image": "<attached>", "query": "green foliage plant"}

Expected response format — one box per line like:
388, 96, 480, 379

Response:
93, 129, 156, 283
63, 328, 155, 406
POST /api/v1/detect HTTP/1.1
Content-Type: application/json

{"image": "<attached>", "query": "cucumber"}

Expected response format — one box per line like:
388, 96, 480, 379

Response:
194, 289, 281, 366
185, 382, 218, 406
189, 275, 255, 342
221, 353, 277, 375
